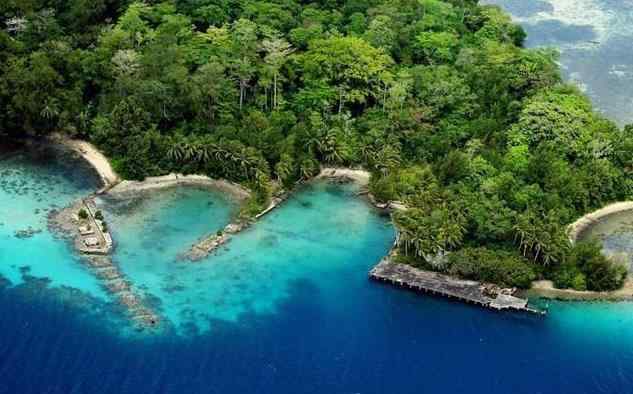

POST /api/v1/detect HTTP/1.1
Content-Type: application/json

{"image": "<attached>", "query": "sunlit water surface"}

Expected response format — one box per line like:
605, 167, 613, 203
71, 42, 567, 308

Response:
482, 0, 633, 126
99, 181, 394, 334
4, 148, 633, 393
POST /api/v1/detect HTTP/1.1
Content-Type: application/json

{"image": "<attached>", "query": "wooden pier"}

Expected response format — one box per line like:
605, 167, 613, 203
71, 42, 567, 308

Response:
370, 258, 545, 315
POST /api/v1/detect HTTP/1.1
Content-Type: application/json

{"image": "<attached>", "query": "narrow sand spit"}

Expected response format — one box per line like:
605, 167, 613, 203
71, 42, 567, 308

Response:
52, 134, 249, 199
317, 167, 371, 186
50, 134, 120, 188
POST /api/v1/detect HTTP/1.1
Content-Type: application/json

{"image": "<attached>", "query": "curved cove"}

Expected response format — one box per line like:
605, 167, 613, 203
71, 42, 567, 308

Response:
580, 209, 633, 269
98, 182, 395, 334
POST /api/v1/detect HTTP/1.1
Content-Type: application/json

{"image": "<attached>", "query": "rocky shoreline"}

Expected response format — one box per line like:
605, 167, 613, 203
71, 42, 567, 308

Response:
185, 192, 290, 261
50, 138, 633, 305
49, 198, 112, 255
48, 197, 160, 328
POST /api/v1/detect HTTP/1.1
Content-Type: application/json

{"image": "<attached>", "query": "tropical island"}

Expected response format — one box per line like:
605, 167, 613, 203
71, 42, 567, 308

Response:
1, 0, 632, 303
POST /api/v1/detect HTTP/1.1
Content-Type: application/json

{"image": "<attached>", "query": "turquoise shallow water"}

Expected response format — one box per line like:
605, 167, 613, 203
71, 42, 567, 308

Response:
0, 147, 105, 297
5, 146, 633, 393
99, 182, 394, 334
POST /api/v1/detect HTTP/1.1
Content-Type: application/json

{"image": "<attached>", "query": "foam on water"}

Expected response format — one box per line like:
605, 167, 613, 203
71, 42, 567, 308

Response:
482, 0, 633, 125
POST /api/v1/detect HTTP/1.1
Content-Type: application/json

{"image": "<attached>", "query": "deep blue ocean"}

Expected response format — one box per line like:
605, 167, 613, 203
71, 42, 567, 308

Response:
2, 146, 633, 394
6, 276, 633, 394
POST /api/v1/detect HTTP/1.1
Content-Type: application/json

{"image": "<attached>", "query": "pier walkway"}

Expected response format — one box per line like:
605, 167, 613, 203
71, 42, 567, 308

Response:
77, 198, 112, 255
370, 258, 545, 315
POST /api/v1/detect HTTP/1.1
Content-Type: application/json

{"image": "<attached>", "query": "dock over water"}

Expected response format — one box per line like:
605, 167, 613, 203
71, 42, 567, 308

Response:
370, 258, 545, 315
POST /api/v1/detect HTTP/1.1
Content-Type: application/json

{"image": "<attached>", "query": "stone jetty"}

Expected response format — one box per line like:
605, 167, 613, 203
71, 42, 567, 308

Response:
185, 193, 288, 261
86, 256, 160, 327
49, 198, 160, 329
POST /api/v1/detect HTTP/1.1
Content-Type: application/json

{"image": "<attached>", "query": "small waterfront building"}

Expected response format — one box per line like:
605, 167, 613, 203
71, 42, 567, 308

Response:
79, 225, 94, 235
84, 237, 99, 247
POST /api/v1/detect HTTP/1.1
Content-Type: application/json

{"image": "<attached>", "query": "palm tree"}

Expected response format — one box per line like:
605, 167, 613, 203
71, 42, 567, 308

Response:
167, 144, 185, 162
40, 100, 59, 121
513, 211, 567, 266
299, 158, 318, 180
374, 145, 401, 175
321, 131, 343, 164
275, 154, 294, 183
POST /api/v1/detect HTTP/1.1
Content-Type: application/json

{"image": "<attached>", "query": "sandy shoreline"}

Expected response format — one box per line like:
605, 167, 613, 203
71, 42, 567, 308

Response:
185, 167, 384, 261
316, 167, 406, 211
108, 174, 251, 201
316, 167, 371, 186
534, 201, 633, 301
50, 138, 633, 302
567, 201, 633, 243
529, 279, 633, 301
50, 134, 120, 188
51, 134, 250, 200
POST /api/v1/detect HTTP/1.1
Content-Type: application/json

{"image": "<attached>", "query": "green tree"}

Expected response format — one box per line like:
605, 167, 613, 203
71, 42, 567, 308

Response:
260, 35, 295, 110
299, 36, 393, 112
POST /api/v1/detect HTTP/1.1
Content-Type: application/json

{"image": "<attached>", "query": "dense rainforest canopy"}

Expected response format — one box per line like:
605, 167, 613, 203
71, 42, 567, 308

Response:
1, 0, 632, 290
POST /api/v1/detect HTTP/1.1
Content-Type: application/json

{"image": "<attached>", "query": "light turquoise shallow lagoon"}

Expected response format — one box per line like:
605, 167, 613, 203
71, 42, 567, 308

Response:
0, 147, 105, 297
98, 181, 395, 334
0, 145, 396, 335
